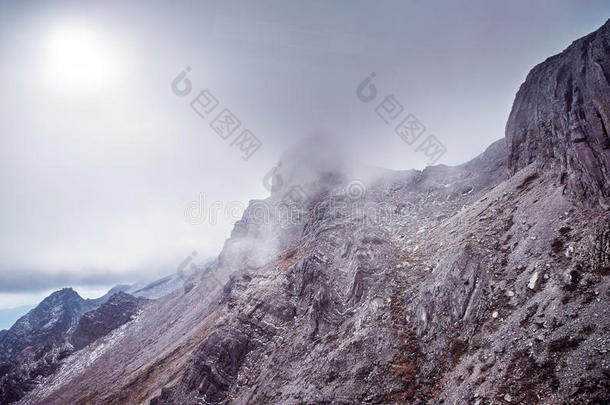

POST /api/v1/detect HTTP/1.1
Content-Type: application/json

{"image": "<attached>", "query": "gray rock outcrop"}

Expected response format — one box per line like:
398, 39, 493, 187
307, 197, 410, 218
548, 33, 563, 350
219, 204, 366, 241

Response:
506, 19, 610, 206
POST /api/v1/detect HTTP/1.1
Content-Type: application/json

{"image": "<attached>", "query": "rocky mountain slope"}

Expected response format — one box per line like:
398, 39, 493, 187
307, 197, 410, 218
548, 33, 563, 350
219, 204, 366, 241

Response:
0, 288, 97, 403
0, 289, 148, 403
11, 19, 610, 405
0, 288, 95, 366
0, 260, 209, 404
70, 292, 149, 351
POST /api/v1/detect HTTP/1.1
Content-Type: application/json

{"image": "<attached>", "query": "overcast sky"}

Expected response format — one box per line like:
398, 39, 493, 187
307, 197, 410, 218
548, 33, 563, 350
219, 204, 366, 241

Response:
0, 0, 608, 310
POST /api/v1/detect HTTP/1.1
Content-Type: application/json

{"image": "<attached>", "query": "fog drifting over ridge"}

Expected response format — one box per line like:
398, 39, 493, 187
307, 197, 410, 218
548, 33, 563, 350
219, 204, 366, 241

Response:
0, 0, 609, 308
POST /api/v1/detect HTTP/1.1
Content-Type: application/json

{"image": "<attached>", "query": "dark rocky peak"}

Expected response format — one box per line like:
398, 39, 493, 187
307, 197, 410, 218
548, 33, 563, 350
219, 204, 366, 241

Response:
38, 287, 82, 306
0, 288, 93, 357
71, 291, 148, 350
506, 19, 610, 206
0, 288, 97, 403
0, 290, 148, 403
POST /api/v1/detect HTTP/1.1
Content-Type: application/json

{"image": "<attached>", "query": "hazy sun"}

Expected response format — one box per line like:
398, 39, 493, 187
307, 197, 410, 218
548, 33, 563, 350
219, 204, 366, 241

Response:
44, 24, 119, 90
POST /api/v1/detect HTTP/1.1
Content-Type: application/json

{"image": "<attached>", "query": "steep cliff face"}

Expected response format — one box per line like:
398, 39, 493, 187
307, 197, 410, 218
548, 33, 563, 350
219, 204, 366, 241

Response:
506, 19, 610, 206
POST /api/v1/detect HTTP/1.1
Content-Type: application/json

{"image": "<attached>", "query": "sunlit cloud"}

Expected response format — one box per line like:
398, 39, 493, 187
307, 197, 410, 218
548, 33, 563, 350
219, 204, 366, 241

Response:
42, 22, 124, 92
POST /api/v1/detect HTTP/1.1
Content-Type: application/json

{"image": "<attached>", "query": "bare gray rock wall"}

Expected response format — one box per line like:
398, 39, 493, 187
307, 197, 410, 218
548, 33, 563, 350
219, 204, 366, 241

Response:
506, 19, 610, 206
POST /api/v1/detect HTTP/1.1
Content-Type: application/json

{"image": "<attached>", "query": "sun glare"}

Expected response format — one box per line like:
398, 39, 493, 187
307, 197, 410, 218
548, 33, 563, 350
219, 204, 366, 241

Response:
44, 24, 119, 90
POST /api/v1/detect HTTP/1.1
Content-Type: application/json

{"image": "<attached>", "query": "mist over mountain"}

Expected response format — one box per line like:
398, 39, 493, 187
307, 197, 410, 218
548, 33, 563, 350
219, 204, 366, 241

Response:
0, 19, 608, 404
